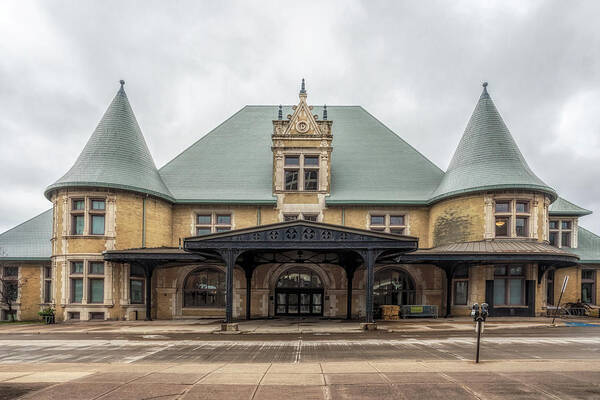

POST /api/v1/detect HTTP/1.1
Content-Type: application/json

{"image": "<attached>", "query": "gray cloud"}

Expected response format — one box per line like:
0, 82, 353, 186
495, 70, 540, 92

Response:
1, 0, 599, 233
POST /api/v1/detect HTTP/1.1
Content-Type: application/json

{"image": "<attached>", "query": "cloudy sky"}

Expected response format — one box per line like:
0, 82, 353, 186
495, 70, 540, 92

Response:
1, 0, 599, 234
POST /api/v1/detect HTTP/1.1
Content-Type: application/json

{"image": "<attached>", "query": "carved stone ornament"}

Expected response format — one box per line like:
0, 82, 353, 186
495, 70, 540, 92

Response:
296, 120, 309, 134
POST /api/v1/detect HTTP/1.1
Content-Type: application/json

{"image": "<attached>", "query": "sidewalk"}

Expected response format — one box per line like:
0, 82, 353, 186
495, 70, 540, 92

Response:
0, 316, 596, 336
1, 359, 600, 399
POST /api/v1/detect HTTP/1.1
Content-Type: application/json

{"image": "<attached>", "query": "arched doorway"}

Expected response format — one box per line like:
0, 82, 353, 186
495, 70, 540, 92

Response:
374, 268, 416, 309
275, 268, 324, 316
183, 268, 226, 308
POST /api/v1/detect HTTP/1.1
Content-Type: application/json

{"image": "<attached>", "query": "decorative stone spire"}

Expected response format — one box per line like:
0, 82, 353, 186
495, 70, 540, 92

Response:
45, 81, 173, 202
323, 104, 327, 120
278, 105, 283, 120
120, 79, 125, 89
299, 78, 306, 96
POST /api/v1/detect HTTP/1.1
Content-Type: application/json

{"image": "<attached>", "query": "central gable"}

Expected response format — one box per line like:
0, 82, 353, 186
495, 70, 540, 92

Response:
184, 220, 418, 251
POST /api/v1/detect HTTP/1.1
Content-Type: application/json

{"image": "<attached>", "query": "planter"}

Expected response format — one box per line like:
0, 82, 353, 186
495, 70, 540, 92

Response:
42, 315, 55, 324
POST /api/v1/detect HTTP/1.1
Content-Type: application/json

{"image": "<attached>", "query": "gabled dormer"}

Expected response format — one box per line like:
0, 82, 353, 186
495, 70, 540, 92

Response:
271, 80, 333, 221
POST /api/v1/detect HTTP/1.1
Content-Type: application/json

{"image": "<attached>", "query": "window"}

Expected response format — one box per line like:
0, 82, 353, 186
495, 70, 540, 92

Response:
494, 200, 530, 238
183, 268, 226, 308
493, 265, 525, 306
374, 269, 416, 308
194, 212, 232, 235
283, 154, 320, 191
130, 265, 145, 305
69, 260, 104, 304
368, 214, 407, 234
549, 219, 573, 248
582, 269, 595, 304
453, 266, 469, 306
43, 267, 52, 303
71, 199, 85, 235
1, 266, 19, 302
283, 213, 319, 222
70, 198, 106, 235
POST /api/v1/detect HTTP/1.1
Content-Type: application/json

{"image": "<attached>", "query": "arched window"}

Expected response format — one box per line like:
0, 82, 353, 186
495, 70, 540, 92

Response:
276, 268, 323, 288
183, 268, 226, 308
374, 268, 416, 307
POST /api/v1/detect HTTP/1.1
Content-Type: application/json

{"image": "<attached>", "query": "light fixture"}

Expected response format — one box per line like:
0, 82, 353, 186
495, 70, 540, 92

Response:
495, 220, 506, 227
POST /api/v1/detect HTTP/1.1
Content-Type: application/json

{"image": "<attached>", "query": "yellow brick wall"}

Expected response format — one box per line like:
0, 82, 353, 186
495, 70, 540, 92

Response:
429, 195, 485, 247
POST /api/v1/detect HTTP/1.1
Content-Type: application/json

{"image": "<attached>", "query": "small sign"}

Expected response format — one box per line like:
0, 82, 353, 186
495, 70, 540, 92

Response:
410, 306, 423, 313
561, 276, 569, 294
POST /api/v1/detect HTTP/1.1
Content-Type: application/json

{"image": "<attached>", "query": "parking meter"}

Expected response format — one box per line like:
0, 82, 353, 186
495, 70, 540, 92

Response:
472, 302, 487, 363
480, 303, 489, 320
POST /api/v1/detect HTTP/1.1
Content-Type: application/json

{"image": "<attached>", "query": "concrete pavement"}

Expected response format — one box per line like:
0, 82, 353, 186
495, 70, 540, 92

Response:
0, 316, 595, 336
1, 360, 600, 399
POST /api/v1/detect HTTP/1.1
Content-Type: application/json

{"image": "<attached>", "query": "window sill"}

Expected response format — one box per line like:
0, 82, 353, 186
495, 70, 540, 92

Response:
64, 235, 111, 239
493, 305, 528, 308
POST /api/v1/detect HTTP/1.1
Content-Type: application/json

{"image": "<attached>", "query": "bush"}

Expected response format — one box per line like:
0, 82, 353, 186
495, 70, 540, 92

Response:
38, 307, 55, 317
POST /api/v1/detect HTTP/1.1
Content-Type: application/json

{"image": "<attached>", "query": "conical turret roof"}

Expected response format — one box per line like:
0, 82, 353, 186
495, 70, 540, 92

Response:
430, 83, 556, 203
45, 82, 173, 202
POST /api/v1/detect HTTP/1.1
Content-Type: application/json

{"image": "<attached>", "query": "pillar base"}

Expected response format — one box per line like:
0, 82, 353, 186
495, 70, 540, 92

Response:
220, 323, 239, 332
360, 322, 377, 331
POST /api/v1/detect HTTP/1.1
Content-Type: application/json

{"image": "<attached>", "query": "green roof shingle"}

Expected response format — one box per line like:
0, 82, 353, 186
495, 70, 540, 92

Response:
430, 84, 556, 203
45, 83, 174, 202
159, 106, 445, 204
571, 226, 600, 264
549, 197, 592, 216
0, 209, 52, 261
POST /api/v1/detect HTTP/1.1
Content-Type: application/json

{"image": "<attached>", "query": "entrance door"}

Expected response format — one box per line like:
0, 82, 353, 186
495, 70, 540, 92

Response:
275, 268, 324, 316
275, 289, 324, 316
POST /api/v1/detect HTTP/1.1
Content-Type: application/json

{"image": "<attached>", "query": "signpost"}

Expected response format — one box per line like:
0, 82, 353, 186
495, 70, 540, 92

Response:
552, 275, 569, 325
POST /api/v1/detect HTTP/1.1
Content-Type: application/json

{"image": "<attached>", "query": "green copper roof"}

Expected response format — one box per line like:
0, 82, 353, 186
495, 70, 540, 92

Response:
159, 106, 444, 204
45, 83, 174, 202
570, 226, 600, 264
430, 84, 557, 203
0, 209, 52, 261
549, 197, 592, 216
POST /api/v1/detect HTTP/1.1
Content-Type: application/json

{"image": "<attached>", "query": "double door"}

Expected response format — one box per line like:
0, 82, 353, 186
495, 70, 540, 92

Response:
275, 289, 323, 316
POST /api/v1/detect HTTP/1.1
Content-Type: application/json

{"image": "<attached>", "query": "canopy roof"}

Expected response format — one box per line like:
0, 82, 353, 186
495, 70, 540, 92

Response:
0, 209, 52, 261
430, 84, 556, 203
549, 197, 592, 216
45, 82, 173, 202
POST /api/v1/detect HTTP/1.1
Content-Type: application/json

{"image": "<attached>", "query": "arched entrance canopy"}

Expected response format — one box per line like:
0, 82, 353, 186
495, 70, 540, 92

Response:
183, 220, 418, 323
104, 221, 418, 323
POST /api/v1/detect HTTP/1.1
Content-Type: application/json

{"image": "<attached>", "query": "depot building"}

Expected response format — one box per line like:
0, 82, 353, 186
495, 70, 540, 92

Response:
1, 80, 599, 324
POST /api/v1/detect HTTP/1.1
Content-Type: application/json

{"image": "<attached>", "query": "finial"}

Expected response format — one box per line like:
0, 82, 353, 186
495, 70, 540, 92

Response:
323, 104, 327, 120
120, 79, 125, 89
278, 105, 283, 120
482, 81, 488, 88
300, 78, 306, 95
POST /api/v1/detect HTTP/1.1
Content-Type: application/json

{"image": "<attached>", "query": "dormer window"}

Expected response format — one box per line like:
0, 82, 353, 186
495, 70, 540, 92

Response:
283, 155, 320, 191
549, 219, 573, 248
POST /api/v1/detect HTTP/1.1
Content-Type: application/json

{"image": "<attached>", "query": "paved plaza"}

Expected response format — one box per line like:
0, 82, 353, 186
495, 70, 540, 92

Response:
2, 321, 600, 398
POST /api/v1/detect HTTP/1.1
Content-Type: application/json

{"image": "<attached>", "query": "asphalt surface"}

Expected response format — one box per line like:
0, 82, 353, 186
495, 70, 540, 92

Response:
0, 326, 599, 363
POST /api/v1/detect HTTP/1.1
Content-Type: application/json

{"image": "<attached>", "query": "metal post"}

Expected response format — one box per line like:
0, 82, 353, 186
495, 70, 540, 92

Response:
245, 268, 253, 320
365, 249, 376, 324
475, 320, 481, 363
222, 249, 239, 324
143, 263, 154, 321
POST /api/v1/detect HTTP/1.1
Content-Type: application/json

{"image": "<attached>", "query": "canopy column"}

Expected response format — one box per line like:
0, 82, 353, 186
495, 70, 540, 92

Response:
218, 249, 243, 324
138, 262, 156, 321
359, 249, 383, 324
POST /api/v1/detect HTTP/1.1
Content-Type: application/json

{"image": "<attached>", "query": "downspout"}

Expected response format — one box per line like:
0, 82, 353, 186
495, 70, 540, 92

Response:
341, 207, 345, 226
142, 197, 146, 248
257, 207, 262, 226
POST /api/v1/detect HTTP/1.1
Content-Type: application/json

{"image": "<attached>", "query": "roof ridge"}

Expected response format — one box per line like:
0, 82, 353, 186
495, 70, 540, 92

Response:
0, 209, 52, 237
